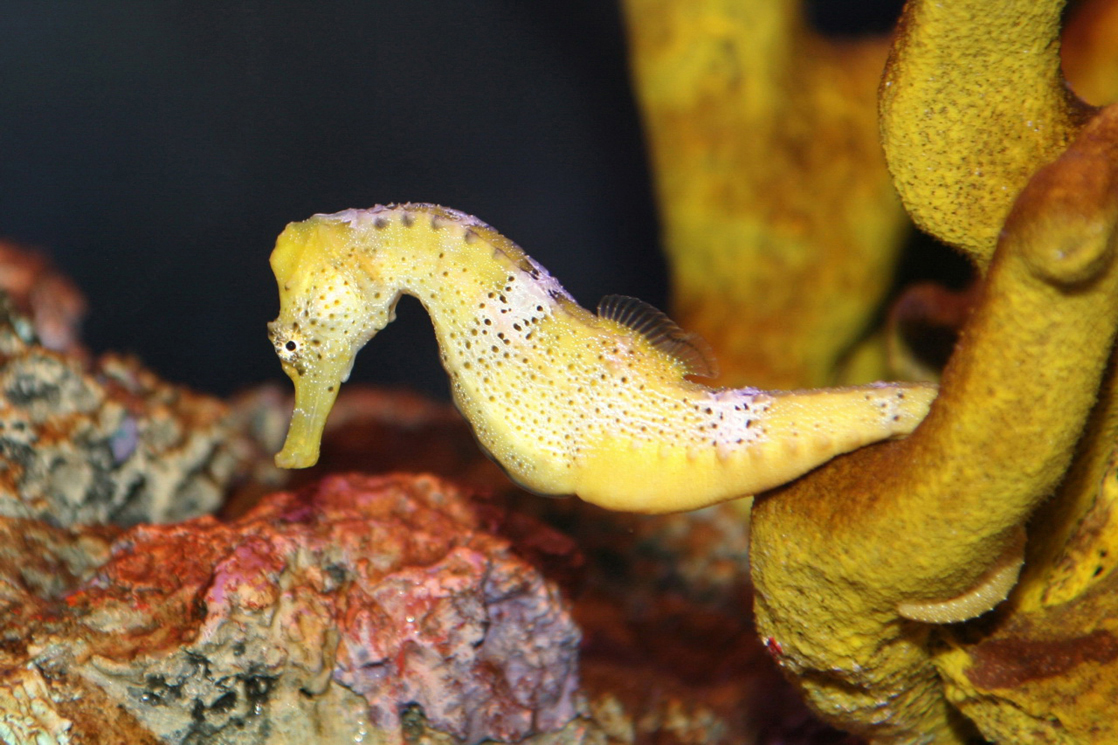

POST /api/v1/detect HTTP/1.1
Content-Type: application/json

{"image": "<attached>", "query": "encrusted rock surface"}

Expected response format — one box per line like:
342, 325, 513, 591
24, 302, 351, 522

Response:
0, 300, 245, 527
0, 473, 584, 743
0, 240, 86, 356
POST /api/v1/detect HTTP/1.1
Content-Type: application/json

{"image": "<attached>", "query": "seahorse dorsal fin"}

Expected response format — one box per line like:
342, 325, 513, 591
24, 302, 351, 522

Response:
597, 294, 719, 379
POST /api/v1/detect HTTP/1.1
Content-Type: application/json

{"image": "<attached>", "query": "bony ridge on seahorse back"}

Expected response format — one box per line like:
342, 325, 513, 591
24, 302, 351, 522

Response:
268, 203, 937, 513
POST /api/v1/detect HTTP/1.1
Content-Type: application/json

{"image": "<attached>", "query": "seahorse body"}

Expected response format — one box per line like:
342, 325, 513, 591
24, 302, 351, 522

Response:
268, 203, 937, 513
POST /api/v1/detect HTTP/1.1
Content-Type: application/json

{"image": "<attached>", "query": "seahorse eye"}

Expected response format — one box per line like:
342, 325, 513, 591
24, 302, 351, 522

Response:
285, 341, 297, 351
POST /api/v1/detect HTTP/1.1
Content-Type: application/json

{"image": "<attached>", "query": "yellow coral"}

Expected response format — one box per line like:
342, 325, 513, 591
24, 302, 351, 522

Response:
935, 449, 1118, 743
879, 0, 1096, 266
751, 105, 1118, 742
623, 0, 907, 388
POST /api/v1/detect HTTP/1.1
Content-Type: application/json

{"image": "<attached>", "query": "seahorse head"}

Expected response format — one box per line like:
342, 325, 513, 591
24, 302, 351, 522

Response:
268, 215, 397, 467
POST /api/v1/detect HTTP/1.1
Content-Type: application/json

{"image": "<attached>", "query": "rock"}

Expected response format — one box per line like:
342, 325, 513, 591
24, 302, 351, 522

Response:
1, 473, 584, 743
0, 304, 246, 527
0, 240, 86, 356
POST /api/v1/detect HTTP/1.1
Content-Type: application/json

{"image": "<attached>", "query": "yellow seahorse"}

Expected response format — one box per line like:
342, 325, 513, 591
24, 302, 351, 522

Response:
268, 203, 936, 513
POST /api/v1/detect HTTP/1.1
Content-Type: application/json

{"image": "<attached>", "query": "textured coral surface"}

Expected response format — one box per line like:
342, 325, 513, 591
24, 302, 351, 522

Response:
623, 0, 906, 389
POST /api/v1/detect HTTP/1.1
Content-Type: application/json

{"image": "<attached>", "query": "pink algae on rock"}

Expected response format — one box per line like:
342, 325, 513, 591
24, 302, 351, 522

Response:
7, 473, 581, 743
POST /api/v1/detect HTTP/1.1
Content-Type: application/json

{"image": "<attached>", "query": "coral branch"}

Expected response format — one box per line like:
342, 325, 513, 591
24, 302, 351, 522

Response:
880, 0, 1097, 266
623, 0, 907, 387
750, 104, 1118, 742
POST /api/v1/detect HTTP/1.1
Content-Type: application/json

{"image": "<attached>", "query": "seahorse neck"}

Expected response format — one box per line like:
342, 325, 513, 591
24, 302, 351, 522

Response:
331, 204, 576, 336
330, 203, 559, 322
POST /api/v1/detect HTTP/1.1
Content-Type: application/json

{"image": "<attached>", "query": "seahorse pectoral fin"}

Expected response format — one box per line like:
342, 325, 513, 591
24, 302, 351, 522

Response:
275, 363, 344, 469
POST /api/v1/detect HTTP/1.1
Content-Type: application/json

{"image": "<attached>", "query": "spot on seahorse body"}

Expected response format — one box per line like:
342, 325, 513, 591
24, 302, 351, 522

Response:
486, 262, 568, 340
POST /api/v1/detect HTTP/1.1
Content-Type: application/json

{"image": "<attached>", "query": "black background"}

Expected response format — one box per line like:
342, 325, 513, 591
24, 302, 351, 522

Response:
0, 1, 903, 399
